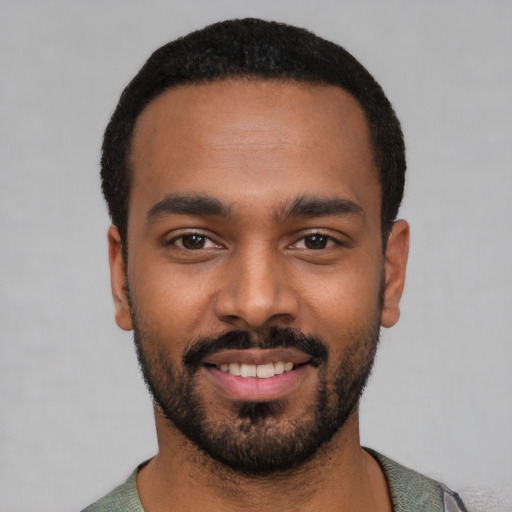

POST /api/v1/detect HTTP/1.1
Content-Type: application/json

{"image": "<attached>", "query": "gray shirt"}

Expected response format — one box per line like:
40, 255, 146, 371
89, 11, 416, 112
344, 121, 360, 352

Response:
82, 449, 467, 512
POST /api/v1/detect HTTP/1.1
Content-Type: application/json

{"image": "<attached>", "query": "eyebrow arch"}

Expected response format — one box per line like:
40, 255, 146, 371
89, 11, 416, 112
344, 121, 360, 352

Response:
147, 194, 230, 222
277, 195, 364, 221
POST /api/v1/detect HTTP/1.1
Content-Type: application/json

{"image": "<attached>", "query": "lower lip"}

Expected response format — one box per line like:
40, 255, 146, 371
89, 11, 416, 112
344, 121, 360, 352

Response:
203, 364, 311, 402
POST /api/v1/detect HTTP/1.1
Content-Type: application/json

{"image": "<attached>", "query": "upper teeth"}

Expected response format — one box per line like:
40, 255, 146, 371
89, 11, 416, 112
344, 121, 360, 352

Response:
218, 362, 294, 378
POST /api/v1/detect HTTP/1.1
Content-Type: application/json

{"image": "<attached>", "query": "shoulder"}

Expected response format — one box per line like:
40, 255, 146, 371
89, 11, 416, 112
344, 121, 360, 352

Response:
365, 448, 468, 512
81, 468, 143, 512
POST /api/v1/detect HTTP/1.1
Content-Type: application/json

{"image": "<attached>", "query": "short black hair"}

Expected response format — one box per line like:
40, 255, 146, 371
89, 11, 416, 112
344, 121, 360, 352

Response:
101, 18, 405, 248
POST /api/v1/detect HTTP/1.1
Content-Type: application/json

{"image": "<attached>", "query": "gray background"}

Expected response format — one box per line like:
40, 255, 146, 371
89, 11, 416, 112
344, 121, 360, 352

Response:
1, 1, 511, 511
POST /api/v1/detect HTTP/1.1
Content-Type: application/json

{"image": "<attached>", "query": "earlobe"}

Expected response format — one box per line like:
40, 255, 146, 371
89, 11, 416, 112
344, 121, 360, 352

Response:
381, 220, 409, 328
107, 225, 133, 331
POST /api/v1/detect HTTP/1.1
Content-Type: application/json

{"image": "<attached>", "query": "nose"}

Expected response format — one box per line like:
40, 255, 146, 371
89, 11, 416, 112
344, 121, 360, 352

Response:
214, 245, 299, 330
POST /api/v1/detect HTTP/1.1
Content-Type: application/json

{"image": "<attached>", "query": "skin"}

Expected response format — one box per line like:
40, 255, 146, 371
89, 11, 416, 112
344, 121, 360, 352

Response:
108, 79, 409, 511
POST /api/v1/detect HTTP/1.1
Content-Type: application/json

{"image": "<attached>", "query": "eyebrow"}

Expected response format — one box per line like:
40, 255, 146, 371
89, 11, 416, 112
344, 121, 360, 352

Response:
147, 194, 230, 222
277, 195, 364, 221
146, 193, 363, 223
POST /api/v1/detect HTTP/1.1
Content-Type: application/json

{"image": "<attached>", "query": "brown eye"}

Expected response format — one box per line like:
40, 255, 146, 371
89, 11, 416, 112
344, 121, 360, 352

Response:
304, 234, 329, 249
181, 234, 206, 249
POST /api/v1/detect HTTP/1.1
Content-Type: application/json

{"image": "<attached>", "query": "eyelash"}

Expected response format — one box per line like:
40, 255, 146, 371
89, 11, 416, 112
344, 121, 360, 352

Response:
290, 232, 341, 250
167, 232, 221, 250
166, 231, 342, 251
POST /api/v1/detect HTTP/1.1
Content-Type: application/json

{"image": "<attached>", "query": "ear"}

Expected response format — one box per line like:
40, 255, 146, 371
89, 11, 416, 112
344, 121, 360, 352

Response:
108, 225, 133, 331
381, 220, 409, 328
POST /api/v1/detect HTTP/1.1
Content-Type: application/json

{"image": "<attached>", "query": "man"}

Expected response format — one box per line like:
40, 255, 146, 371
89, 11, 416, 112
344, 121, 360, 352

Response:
85, 18, 467, 512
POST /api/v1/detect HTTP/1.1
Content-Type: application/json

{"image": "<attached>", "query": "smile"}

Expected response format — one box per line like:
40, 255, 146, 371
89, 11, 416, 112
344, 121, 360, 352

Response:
202, 348, 313, 401
216, 361, 296, 378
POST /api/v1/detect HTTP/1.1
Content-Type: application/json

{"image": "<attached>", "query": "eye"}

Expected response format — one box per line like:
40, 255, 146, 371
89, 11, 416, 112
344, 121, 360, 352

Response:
171, 233, 221, 250
293, 233, 337, 250
303, 234, 330, 249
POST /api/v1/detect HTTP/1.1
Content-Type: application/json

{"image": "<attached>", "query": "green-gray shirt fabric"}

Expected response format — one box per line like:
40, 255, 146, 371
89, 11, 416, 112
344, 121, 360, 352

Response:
82, 449, 467, 512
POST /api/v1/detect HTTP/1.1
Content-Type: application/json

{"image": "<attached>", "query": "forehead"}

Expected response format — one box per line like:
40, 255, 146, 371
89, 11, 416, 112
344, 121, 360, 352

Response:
129, 79, 379, 220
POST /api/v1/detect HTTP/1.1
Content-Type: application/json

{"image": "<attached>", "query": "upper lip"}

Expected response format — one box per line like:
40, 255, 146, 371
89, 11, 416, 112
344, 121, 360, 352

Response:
203, 348, 311, 366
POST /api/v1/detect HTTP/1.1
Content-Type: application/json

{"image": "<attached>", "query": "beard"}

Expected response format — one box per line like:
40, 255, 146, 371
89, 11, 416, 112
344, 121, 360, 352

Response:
131, 309, 381, 476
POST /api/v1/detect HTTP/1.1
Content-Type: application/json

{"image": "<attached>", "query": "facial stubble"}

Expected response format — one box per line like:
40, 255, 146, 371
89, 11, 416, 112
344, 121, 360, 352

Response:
129, 296, 382, 476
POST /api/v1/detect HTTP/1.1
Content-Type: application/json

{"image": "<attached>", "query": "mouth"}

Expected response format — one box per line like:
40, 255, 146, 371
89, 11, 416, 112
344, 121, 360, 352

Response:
211, 360, 301, 378
201, 348, 314, 401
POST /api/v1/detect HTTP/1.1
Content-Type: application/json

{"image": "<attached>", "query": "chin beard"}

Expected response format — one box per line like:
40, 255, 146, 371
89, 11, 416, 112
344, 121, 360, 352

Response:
131, 321, 380, 476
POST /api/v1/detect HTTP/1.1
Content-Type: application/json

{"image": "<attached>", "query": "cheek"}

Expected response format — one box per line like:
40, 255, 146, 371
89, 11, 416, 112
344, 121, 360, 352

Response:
297, 266, 383, 357
299, 264, 383, 321
128, 258, 219, 336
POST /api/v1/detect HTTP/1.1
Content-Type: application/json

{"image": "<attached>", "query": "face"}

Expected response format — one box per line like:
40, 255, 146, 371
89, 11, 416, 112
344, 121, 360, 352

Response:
108, 79, 409, 474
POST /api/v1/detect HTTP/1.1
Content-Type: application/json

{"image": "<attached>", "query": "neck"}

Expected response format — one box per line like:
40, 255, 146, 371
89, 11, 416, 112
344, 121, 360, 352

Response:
136, 409, 392, 512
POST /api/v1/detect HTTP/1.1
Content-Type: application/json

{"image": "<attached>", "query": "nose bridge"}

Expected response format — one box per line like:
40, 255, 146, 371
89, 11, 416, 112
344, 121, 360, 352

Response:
215, 241, 298, 328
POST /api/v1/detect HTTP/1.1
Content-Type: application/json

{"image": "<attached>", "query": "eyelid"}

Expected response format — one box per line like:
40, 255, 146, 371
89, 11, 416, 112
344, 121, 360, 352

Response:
288, 230, 345, 249
166, 230, 224, 249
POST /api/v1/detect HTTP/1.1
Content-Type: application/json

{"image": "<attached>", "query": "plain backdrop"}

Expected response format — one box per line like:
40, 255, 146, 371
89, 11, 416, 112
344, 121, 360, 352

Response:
1, 1, 511, 511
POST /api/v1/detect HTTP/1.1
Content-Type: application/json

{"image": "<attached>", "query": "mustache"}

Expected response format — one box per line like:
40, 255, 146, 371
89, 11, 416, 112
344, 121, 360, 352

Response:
182, 327, 328, 368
